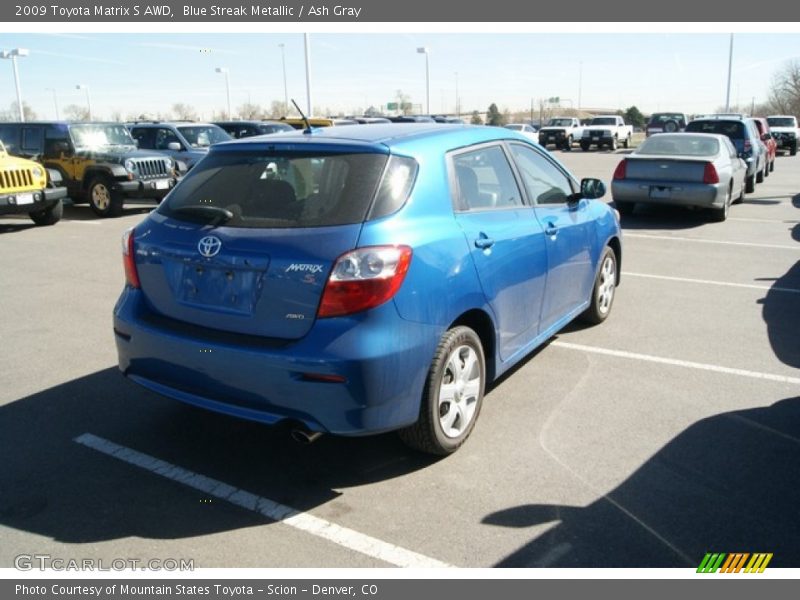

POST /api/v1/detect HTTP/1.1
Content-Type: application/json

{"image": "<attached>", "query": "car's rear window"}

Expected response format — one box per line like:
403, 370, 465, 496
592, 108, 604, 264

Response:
159, 150, 403, 228
686, 120, 745, 139
648, 113, 685, 125
637, 135, 719, 156
767, 117, 796, 127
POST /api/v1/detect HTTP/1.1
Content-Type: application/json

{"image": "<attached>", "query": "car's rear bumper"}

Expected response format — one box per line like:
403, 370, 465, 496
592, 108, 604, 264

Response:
612, 179, 726, 208
113, 287, 440, 435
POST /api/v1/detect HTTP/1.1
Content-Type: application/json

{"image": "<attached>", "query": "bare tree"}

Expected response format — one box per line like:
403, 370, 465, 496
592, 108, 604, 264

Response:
268, 100, 290, 119
765, 60, 800, 116
0, 101, 38, 122
237, 102, 263, 120
172, 103, 198, 121
109, 108, 123, 122
63, 104, 90, 121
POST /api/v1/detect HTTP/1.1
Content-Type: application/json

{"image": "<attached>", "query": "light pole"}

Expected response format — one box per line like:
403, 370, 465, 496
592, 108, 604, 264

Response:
1, 48, 29, 121
454, 71, 459, 118
417, 47, 430, 115
45, 87, 59, 120
725, 33, 734, 112
304, 34, 313, 116
75, 84, 92, 120
215, 67, 231, 120
278, 43, 289, 115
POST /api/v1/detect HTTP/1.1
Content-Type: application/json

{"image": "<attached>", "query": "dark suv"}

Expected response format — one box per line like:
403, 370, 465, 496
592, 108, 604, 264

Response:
685, 117, 767, 193
0, 122, 178, 217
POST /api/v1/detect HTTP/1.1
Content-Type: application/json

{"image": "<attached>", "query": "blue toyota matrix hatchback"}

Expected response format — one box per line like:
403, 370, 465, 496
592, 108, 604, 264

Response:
114, 124, 622, 455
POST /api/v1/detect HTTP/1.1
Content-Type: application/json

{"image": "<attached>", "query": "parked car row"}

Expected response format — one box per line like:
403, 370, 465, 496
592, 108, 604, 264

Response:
611, 113, 792, 222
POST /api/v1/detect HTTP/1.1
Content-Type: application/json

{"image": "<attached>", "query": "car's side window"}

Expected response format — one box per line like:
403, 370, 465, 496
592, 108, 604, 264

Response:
509, 143, 574, 205
130, 128, 155, 149
155, 128, 180, 150
21, 127, 44, 155
0, 125, 20, 152
451, 145, 522, 211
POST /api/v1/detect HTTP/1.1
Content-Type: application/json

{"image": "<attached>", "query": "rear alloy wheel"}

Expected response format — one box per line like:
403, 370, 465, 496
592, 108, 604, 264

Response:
88, 177, 123, 217
581, 246, 617, 325
399, 326, 485, 456
609, 137, 618, 151
29, 199, 63, 226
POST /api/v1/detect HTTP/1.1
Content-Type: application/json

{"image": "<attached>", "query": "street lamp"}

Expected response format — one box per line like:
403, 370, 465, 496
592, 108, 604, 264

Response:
278, 43, 289, 115
75, 84, 92, 120
45, 87, 59, 120
1, 48, 29, 122
215, 67, 231, 120
417, 47, 430, 115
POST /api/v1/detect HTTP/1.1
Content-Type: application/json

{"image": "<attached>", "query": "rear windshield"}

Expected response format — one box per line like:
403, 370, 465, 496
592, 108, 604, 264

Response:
648, 113, 685, 125
159, 150, 408, 228
686, 120, 745, 139
637, 135, 719, 156
590, 117, 617, 125
767, 117, 796, 127
547, 119, 574, 127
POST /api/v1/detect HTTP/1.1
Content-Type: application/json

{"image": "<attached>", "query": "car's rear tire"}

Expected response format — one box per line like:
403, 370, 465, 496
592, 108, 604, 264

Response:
756, 166, 765, 183
745, 174, 755, 193
88, 177, 123, 217
580, 142, 590, 152
29, 199, 63, 226
580, 246, 617, 325
711, 185, 731, 222
399, 326, 485, 456
614, 201, 635, 216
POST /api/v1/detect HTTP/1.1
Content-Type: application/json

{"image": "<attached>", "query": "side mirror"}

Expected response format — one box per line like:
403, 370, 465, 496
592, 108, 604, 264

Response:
580, 178, 606, 200
167, 142, 182, 151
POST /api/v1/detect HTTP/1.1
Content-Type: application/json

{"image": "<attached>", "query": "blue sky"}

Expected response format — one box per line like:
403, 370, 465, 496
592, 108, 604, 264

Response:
1, 33, 799, 119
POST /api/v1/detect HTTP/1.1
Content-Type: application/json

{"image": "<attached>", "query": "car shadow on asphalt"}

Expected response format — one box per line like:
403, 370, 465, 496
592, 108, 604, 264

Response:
617, 204, 713, 230
482, 396, 800, 567
0, 368, 437, 549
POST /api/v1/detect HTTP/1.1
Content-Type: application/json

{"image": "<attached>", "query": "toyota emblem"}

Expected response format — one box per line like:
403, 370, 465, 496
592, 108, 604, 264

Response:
197, 235, 222, 258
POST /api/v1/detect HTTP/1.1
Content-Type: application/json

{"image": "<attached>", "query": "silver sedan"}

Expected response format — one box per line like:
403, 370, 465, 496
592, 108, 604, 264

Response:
611, 133, 747, 222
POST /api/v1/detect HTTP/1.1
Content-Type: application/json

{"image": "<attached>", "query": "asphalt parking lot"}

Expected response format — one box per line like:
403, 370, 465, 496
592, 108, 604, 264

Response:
1, 148, 798, 569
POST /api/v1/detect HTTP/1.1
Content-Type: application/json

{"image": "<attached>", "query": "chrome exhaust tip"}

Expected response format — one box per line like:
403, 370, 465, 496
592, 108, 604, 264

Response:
291, 428, 324, 445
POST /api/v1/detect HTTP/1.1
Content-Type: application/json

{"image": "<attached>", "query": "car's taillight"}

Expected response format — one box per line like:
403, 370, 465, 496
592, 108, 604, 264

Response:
613, 159, 627, 180
317, 245, 412, 318
703, 162, 720, 185
122, 227, 140, 288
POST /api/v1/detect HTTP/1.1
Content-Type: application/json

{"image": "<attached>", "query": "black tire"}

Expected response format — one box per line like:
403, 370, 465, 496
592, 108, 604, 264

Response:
663, 120, 679, 133
563, 136, 573, 151
770, 159, 775, 172
733, 179, 745, 204
622, 135, 630, 149
710, 185, 731, 222
29, 199, 63, 226
615, 201, 635, 216
745, 174, 755, 193
580, 246, 617, 325
791, 144, 797, 156
756, 166, 764, 183
87, 177, 123, 217
580, 142, 590, 152
399, 326, 485, 456
609, 137, 618, 151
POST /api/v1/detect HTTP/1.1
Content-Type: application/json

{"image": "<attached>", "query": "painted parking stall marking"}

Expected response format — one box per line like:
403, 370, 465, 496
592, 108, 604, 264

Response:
551, 341, 800, 386
74, 433, 453, 569
623, 272, 800, 295
624, 233, 798, 251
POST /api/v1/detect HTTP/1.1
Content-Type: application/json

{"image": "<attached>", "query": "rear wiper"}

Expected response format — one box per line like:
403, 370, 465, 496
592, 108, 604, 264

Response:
173, 205, 233, 226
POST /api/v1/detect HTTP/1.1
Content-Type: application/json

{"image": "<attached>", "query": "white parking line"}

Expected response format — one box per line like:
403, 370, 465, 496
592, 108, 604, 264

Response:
551, 341, 800, 386
624, 233, 798, 250
73, 433, 452, 569
624, 272, 800, 295
729, 217, 799, 224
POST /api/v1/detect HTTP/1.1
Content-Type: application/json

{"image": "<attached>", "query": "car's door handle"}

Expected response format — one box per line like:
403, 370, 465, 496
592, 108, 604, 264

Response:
474, 235, 495, 249
545, 223, 558, 236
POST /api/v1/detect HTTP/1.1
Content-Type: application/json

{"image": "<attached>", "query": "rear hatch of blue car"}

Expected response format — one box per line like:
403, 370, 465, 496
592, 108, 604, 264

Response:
132, 139, 394, 340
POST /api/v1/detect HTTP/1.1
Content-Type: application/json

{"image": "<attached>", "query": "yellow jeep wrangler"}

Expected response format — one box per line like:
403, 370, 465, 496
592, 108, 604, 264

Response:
0, 140, 67, 226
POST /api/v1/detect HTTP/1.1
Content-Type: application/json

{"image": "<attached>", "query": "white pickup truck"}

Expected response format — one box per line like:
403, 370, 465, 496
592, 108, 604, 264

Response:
537, 117, 584, 150
580, 115, 633, 151
766, 115, 798, 156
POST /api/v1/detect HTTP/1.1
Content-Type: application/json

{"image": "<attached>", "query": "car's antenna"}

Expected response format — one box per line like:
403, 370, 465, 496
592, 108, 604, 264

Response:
292, 99, 313, 134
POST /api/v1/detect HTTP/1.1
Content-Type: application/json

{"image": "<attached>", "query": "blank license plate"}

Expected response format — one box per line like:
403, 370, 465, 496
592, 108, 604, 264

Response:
650, 187, 671, 200
16, 192, 34, 205
155, 179, 170, 190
